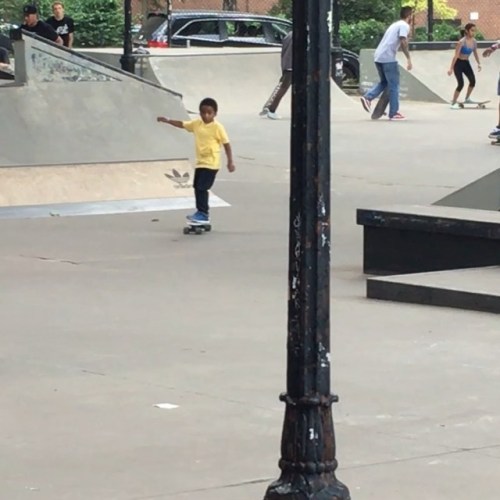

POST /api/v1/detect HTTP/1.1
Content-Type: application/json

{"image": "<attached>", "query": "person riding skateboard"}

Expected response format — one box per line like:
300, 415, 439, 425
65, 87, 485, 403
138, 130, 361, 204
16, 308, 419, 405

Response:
447, 23, 482, 109
157, 98, 235, 224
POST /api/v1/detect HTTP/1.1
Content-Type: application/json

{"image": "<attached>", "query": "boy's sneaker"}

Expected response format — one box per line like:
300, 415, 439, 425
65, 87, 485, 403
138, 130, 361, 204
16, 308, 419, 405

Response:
186, 211, 198, 221
489, 128, 500, 139
190, 211, 209, 223
360, 96, 371, 113
259, 107, 269, 117
389, 112, 406, 121
266, 110, 280, 120
450, 102, 460, 110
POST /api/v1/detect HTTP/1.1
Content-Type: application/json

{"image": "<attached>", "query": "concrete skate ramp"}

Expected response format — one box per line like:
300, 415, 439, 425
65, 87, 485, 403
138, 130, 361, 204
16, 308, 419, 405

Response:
361, 48, 498, 103
397, 49, 498, 103
434, 168, 500, 211
147, 48, 358, 114
0, 160, 228, 218
0, 35, 192, 167
360, 49, 445, 103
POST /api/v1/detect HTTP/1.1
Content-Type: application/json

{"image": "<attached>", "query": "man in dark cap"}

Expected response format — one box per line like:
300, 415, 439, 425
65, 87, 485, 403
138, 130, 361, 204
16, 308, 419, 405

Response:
21, 4, 63, 45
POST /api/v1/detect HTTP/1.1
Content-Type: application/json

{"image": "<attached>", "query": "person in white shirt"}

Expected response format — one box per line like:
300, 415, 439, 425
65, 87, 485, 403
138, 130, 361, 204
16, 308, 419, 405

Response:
483, 41, 499, 139
360, 6, 413, 121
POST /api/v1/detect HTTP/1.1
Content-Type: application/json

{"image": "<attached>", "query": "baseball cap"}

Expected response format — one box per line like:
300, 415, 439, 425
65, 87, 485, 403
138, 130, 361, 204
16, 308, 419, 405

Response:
23, 4, 38, 15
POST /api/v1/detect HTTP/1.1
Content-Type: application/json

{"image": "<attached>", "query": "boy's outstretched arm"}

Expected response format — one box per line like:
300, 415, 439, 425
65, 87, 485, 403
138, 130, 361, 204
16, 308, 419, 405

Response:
224, 143, 235, 172
157, 116, 184, 128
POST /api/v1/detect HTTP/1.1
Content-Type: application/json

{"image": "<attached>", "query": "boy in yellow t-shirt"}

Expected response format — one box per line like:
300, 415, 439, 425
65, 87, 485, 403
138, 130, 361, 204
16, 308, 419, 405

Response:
157, 97, 235, 223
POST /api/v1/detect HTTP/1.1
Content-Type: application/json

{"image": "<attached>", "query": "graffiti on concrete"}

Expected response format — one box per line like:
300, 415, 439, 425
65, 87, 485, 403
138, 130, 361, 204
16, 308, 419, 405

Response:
30, 48, 117, 83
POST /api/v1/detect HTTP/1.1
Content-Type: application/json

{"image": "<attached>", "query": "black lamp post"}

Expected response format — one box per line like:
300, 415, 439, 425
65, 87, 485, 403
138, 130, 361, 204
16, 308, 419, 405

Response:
263, 0, 350, 499
427, 0, 434, 41
120, 0, 136, 74
331, 0, 343, 87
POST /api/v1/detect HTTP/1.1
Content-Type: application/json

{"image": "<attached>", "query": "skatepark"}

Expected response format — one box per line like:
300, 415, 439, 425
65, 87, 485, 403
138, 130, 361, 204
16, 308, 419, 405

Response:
1, 32, 500, 499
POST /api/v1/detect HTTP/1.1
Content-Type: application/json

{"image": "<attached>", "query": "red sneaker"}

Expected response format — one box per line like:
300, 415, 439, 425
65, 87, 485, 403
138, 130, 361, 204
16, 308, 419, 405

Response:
389, 112, 406, 121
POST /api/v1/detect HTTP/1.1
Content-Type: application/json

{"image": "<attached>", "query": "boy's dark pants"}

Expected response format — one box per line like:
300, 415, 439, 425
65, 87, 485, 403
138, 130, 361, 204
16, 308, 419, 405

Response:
194, 167, 218, 215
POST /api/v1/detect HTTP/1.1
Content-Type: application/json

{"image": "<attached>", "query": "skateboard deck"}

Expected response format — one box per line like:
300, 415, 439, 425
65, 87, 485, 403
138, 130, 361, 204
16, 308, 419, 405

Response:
183, 221, 212, 235
371, 89, 389, 120
458, 100, 490, 109
0, 68, 14, 80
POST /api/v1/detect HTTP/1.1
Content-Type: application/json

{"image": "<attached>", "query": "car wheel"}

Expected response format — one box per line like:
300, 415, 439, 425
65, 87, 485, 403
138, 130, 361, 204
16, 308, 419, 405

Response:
342, 63, 357, 83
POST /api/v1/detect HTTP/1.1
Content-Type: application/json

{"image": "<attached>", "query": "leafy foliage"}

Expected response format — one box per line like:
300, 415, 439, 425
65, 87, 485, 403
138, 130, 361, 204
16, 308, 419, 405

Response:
414, 23, 485, 42
0, 0, 123, 47
411, 0, 457, 19
339, 19, 387, 53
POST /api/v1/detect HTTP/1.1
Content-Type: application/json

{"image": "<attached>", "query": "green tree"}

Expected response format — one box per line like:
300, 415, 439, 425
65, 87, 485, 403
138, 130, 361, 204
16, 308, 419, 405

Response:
0, 0, 124, 47
70, 0, 123, 47
340, 0, 396, 23
339, 19, 386, 53
412, 0, 457, 19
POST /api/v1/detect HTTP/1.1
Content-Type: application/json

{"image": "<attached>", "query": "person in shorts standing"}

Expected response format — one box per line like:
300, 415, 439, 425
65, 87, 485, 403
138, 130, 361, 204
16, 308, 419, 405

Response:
46, 2, 75, 49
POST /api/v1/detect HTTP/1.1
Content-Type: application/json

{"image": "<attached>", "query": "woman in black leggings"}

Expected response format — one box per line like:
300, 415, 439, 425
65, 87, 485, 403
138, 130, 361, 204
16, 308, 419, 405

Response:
447, 23, 482, 109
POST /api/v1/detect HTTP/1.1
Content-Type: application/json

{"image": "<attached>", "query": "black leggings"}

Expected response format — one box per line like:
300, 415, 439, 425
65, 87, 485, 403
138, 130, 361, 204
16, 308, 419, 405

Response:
454, 59, 475, 92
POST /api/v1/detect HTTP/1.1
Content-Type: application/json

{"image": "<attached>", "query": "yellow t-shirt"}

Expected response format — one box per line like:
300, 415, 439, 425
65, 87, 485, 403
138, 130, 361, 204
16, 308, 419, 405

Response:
182, 118, 229, 170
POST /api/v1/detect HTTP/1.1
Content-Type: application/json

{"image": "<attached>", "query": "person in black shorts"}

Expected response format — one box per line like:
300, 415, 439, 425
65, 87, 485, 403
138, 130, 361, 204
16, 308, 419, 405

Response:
21, 4, 63, 45
46, 2, 75, 49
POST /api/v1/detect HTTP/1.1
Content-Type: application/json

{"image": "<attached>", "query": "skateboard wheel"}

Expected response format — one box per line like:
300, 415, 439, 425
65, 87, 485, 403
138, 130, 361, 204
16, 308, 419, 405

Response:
205, 225, 212, 232
183, 227, 190, 235
195, 227, 202, 235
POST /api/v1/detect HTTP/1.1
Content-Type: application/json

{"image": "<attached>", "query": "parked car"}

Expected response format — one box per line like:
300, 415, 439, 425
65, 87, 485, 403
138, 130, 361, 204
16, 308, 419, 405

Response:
134, 11, 359, 82
0, 22, 18, 52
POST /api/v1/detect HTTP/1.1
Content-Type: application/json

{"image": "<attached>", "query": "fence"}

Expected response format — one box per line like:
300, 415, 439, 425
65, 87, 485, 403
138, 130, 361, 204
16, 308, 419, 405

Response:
133, 0, 282, 17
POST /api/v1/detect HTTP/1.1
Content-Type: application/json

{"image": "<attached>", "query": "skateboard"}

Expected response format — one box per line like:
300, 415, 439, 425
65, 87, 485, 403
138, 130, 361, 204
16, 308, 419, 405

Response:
183, 221, 212, 235
458, 100, 490, 109
0, 68, 14, 80
371, 89, 389, 120
491, 138, 500, 146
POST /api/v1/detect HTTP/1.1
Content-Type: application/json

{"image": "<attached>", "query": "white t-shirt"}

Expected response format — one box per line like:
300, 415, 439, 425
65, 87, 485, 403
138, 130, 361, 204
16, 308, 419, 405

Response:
374, 20, 410, 63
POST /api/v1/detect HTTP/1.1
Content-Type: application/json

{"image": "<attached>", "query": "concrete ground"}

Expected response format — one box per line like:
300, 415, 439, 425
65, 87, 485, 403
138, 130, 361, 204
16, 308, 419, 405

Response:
2, 98, 500, 500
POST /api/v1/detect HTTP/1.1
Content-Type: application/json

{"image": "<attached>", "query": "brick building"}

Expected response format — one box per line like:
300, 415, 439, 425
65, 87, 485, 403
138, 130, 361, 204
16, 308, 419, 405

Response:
132, 0, 277, 18
414, 0, 498, 39
133, 0, 498, 39
444, 0, 498, 39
